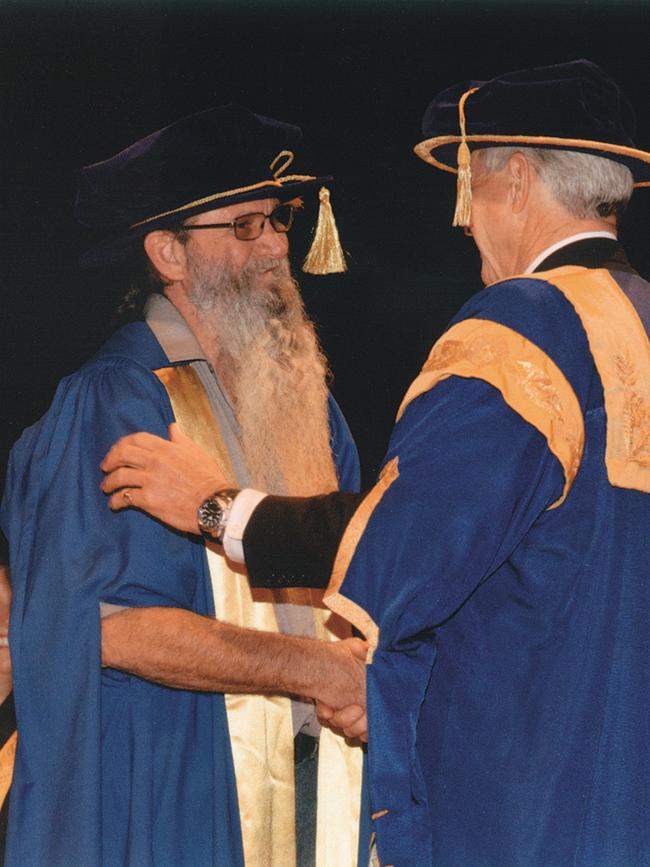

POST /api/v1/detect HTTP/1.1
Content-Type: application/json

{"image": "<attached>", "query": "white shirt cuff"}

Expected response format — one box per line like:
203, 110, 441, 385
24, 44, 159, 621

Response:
223, 489, 268, 564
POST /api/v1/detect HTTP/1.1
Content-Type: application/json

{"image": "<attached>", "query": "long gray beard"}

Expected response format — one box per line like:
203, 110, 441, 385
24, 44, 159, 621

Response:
188, 252, 339, 496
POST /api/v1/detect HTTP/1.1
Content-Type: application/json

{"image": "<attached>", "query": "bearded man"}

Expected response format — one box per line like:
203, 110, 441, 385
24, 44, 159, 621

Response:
0, 106, 367, 867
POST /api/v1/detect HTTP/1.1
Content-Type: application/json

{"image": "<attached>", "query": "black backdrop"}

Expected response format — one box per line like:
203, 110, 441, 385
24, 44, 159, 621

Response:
2, 0, 650, 490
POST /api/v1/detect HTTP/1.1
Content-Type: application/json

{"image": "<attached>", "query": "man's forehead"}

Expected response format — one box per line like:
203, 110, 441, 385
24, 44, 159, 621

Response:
191, 197, 281, 223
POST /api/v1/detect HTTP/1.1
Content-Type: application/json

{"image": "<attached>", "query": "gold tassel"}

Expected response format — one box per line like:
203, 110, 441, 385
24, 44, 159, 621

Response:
303, 186, 347, 274
451, 85, 480, 228
452, 140, 472, 227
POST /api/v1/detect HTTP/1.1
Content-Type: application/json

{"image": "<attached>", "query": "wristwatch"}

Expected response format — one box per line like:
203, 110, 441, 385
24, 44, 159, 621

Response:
197, 488, 240, 542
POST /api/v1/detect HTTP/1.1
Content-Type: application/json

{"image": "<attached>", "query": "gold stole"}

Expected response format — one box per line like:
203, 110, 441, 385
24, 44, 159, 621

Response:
0, 730, 16, 811
154, 366, 363, 867
533, 266, 650, 493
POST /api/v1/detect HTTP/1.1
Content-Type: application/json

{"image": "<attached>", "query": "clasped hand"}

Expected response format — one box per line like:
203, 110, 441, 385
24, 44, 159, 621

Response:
316, 637, 369, 742
317, 701, 368, 742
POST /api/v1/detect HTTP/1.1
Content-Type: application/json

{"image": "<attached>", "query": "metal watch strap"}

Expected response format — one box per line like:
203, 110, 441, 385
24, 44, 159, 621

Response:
197, 488, 240, 543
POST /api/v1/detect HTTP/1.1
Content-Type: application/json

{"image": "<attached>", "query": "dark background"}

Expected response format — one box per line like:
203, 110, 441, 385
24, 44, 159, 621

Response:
2, 0, 650, 490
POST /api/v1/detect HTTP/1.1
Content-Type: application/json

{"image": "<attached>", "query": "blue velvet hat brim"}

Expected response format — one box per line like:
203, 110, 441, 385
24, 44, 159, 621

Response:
415, 60, 650, 184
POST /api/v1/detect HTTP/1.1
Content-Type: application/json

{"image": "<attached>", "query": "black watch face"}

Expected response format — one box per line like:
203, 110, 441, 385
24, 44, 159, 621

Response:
198, 499, 222, 530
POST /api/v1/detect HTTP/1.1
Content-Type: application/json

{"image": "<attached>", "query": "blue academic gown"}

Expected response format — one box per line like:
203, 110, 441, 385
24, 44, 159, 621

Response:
0, 320, 359, 867
335, 256, 650, 865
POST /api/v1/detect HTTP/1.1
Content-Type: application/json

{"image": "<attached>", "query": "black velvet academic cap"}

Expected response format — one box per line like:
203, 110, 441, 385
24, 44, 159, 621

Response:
415, 59, 650, 184
75, 104, 330, 266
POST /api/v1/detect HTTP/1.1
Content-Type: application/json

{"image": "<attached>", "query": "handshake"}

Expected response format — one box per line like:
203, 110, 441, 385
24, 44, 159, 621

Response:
314, 637, 368, 742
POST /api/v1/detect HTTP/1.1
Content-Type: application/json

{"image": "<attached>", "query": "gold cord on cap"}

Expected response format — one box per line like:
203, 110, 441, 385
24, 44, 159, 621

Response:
270, 150, 294, 177
303, 186, 347, 274
130, 149, 313, 230
452, 86, 480, 228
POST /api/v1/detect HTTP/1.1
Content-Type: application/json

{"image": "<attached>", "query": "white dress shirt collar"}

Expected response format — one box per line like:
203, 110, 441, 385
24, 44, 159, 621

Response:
525, 231, 618, 275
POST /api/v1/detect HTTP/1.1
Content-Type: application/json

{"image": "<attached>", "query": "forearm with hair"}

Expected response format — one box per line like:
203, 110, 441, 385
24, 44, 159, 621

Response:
101, 606, 354, 703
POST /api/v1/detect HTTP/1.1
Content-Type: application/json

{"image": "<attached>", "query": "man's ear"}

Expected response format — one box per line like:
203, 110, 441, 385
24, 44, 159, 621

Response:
144, 230, 189, 284
507, 152, 531, 214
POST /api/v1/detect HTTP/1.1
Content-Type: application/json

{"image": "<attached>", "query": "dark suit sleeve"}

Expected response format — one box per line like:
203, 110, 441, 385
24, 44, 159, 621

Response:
243, 491, 364, 588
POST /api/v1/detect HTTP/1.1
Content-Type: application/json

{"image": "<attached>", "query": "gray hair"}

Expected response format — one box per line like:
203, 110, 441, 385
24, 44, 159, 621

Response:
480, 147, 634, 220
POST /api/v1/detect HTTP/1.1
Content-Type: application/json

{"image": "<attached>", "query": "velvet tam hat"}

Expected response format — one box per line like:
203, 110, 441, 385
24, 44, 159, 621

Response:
75, 104, 337, 267
414, 60, 650, 226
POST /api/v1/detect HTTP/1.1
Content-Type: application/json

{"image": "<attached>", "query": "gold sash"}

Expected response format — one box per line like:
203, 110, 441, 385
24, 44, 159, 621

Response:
533, 266, 650, 493
0, 730, 16, 811
154, 365, 363, 867
396, 318, 584, 508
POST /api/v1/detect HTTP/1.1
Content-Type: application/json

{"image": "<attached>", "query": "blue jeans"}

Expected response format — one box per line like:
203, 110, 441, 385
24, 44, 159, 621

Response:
294, 733, 319, 867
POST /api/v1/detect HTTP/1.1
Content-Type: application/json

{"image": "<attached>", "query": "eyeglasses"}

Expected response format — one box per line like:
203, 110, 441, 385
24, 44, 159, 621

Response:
181, 203, 295, 241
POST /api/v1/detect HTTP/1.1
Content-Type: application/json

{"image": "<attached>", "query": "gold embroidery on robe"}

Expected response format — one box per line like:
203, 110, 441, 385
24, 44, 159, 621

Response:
531, 266, 650, 493
397, 320, 584, 508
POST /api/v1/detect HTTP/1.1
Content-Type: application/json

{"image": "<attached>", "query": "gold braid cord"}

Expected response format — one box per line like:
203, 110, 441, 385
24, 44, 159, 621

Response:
130, 149, 315, 229
452, 87, 480, 228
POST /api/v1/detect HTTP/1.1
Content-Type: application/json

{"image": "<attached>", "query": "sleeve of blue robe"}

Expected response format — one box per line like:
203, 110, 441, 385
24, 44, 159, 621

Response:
328, 392, 361, 493
331, 276, 596, 865
1, 355, 243, 867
